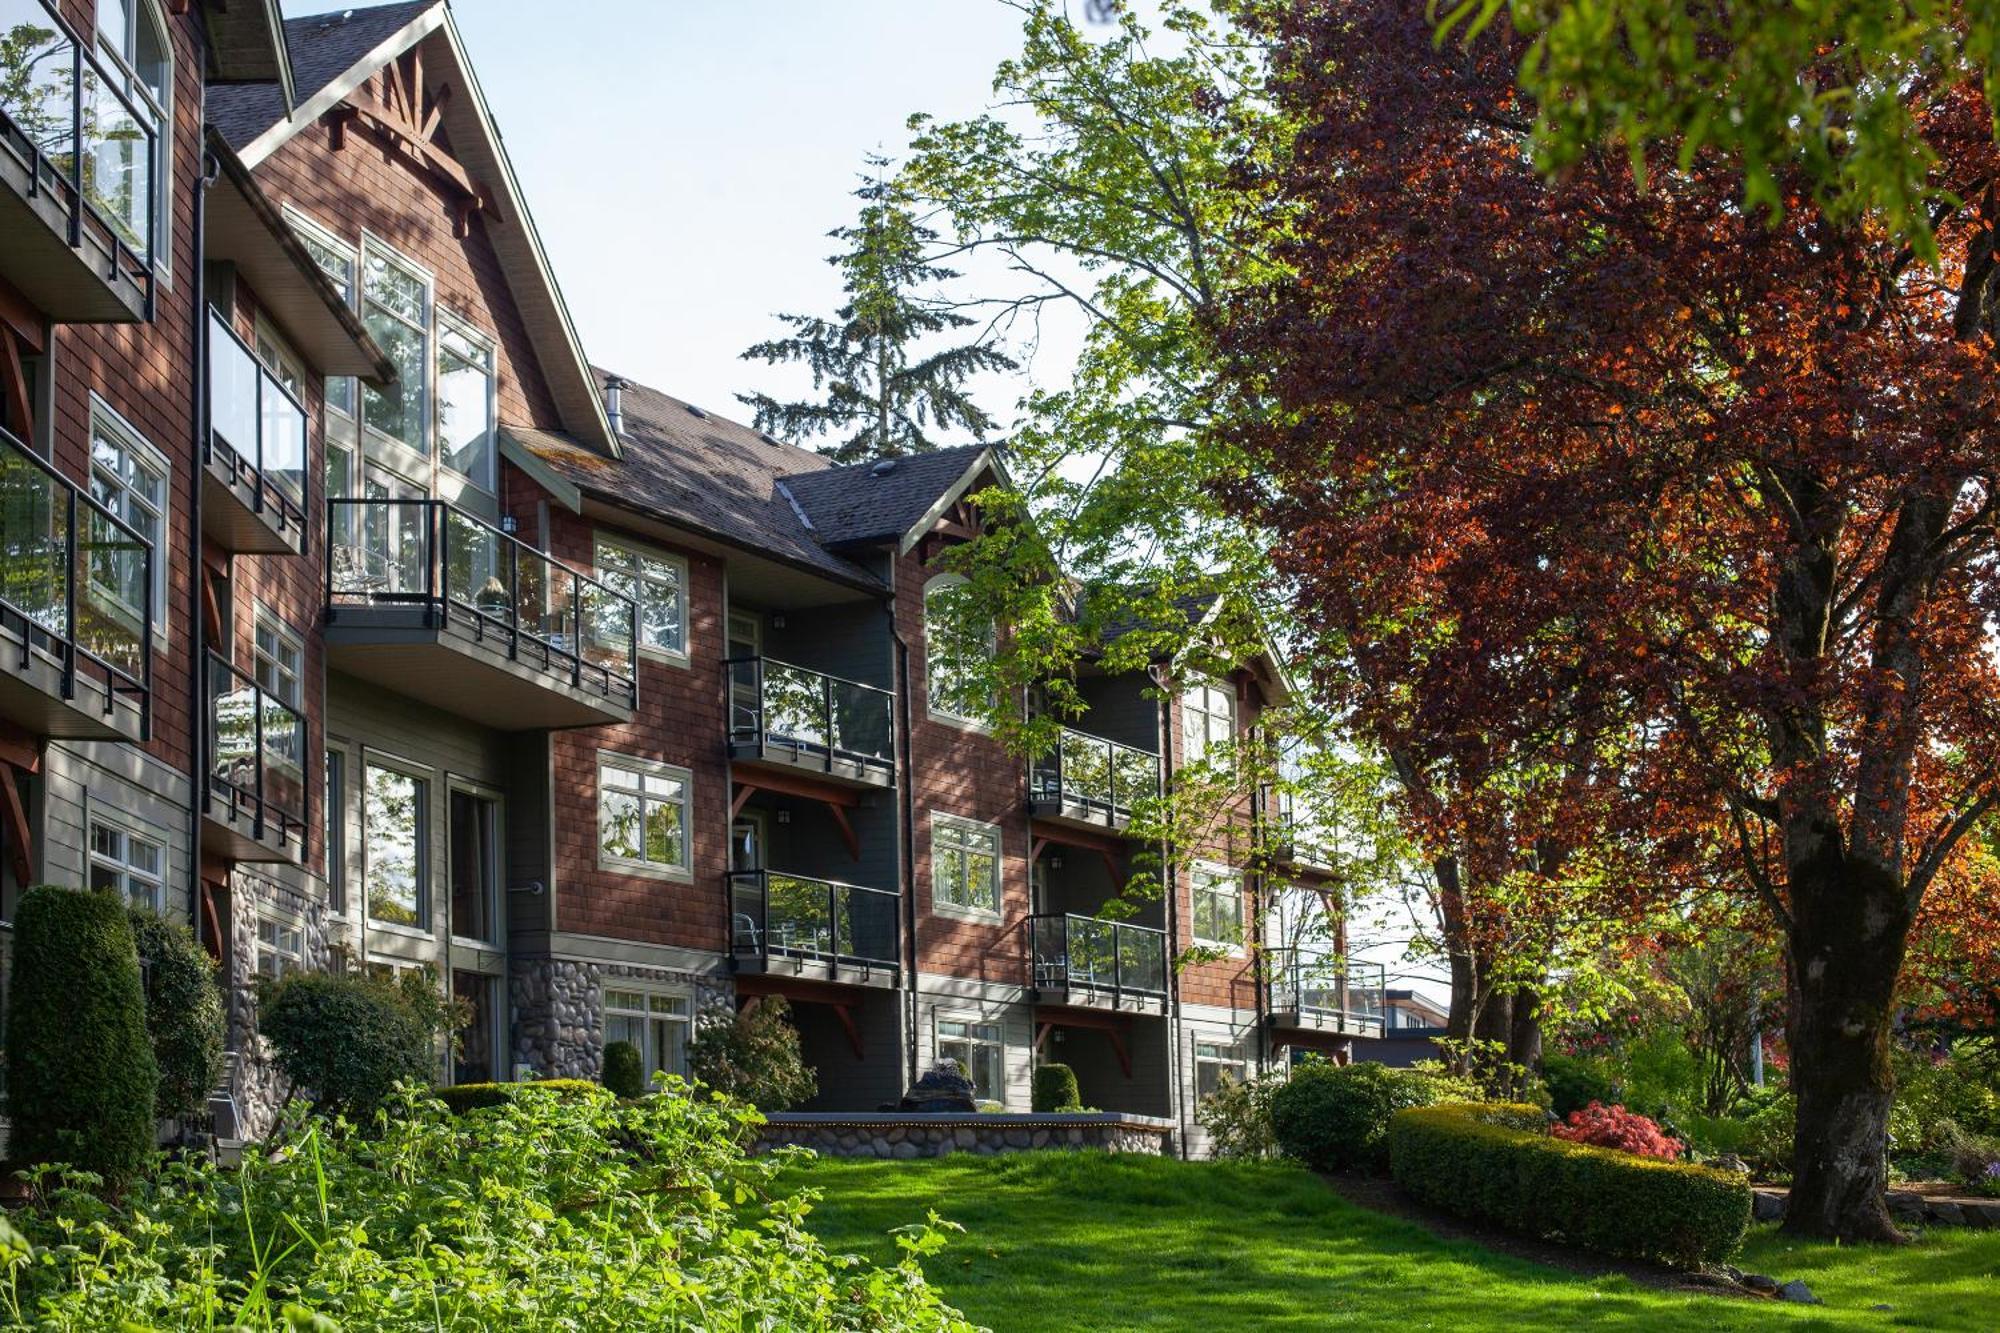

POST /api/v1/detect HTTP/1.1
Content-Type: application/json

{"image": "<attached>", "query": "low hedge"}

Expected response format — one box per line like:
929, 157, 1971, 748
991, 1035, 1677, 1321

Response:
434, 1079, 603, 1115
1033, 1063, 1082, 1112
1389, 1103, 1751, 1267
1271, 1060, 1456, 1172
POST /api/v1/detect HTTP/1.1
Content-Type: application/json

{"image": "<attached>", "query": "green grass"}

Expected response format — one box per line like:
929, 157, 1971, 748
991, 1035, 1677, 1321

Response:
778, 1154, 2000, 1331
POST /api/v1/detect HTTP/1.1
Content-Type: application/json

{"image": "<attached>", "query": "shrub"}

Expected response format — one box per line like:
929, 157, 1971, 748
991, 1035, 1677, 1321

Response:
258, 970, 450, 1118
434, 1079, 601, 1115
1197, 1069, 1283, 1160
1033, 1062, 1082, 1112
127, 908, 226, 1123
1, 1084, 976, 1329
603, 1040, 646, 1098
1551, 1101, 1684, 1160
687, 996, 817, 1111
1619, 1027, 1704, 1119
1390, 1103, 1751, 1267
4, 887, 158, 1189
1270, 1060, 1457, 1172
1541, 1052, 1619, 1119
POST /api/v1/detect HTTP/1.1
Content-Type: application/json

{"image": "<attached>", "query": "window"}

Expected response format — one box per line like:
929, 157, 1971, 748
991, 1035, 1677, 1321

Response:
597, 754, 691, 878
937, 1017, 1004, 1104
1181, 676, 1237, 764
1194, 1039, 1248, 1102
448, 787, 501, 943
932, 813, 1001, 916
253, 608, 303, 707
94, 0, 172, 272
88, 400, 167, 637
596, 536, 687, 661
924, 576, 994, 722
436, 315, 495, 489
453, 971, 500, 1084
289, 214, 359, 471
325, 748, 346, 913
363, 760, 427, 927
361, 240, 430, 455
256, 916, 304, 979
1190, 864, 1244, 950
90, 819, 163, 910
604, 988, 692, 1088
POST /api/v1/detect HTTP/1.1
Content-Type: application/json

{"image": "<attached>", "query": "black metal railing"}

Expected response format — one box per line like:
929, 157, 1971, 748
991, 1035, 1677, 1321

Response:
205, 652, 307, 850
725, 656, 894, 775
1266, 948, 1386, 1035
206, 309, 307, 538
0, 423, 152, 733
1029, 913, 1168, 999
326, 497, 639, 708
727, 869, 900, 969
0, 0, 158, 316
1029, 726, 1159, 820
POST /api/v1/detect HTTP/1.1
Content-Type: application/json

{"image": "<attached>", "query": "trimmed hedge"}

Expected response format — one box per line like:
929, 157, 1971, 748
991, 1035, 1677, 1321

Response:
4, 887, 158, 1188
1033, 1063, 1082, 1112
258, 971, 439, 1118
1271, 1060, 1453, 1172
128, 908, 226, 1123
435, 1080, 602, 1115
1389, 1103, 1751, 1267
602, 1041, 645, 1099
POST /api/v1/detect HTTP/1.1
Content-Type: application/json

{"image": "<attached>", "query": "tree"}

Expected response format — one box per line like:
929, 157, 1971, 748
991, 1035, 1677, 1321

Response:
737, 158, 1015, 463
1221, 1, 2000, 1241
687, 997, 818, 1111
128, 908, 226, 1124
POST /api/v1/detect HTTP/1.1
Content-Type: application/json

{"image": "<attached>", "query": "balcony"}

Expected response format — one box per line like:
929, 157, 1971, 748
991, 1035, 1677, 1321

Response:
727, 869, 900, 988
325, 498, 637, 730
1028, 727, 1159, 835
726, 657, 894, 789
203, 654, 307, 864
1266, 949, 1386, 1039
0, 425, 150, 742
1028, 913, 1168, 1014
204, 310, 307, 554
0, 0, 156, 323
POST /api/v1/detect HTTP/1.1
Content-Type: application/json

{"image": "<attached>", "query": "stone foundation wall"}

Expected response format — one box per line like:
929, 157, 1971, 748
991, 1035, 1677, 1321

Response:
509, 956, 731, 1080
224, 871, 343, 1141
753, 1112, 1175, 1159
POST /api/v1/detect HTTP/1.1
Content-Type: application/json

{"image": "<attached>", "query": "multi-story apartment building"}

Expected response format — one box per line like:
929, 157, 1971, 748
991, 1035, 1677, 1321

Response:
0, 0, 1382, 1153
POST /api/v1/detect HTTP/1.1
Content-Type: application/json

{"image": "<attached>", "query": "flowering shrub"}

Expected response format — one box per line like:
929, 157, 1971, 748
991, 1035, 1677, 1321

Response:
1550, 1101, 1685, 1160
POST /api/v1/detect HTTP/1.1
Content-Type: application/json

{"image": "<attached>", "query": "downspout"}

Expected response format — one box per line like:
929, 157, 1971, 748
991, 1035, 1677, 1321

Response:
890, 599, 919, 1088
1152, 664, 1188, 1159
190, 144, 220, 949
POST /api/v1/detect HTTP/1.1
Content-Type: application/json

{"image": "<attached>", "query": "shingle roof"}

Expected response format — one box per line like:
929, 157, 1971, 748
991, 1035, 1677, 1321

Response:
778, 443, 991, 549
1098, 591, 1221, 646
208, 2, 442, 151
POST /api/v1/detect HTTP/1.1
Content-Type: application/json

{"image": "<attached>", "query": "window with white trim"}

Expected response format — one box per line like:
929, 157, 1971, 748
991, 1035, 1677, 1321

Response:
1194, 1038, 1248, 1102
436, 313, 495, 490
94, 0, 172, 275
603, 988, 692, 1088
364, 759, 428, 927
256, 915, 304, 979
88, 400, 167, 638
924, 575, 995, 722
597, 754, 691, 878
253, 607, 303, 707
931, 813, 1001, 915
361, 240, 431, 456
1190, 864, 1244, 950
937, 1017, 1004, 1104
1181, 676, 1237, 764
288, 214, 359, 481
89, 818, 163, 911
595, 536, 687, 660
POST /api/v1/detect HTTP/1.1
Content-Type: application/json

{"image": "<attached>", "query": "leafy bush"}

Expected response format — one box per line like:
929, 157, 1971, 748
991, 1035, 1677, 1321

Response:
1033, 1062, 1082, 1112
1541, 1052, 1619, 1119
127, 908, 226, 1123
1618, 1027, 1704, 1119
1270, 1060, 1460, 1172
258, 970, 452, 1118
0, 1082, 976, 1330
1551, 1101, 1684, 1159
4, 887, 157, 1189
1197, 1069, 1284, 1160
687, 996, 817, 1110
434, 1079, 600, 1115
603, 1040, 645, 1098
1390, 1103, 1751, 1267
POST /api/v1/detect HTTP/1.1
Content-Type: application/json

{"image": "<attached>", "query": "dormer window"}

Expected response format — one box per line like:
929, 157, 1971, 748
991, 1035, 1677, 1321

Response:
1181, 675, 1236, 764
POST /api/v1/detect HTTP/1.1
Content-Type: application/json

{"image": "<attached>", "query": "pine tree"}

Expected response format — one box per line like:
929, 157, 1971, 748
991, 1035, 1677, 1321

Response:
738, 159, 1015, 463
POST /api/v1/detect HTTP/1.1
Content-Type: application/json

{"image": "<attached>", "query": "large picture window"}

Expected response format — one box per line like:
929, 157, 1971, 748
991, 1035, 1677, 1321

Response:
923, 576, 994, 723
937, 1017, 1004, 1104
931, 813, 1001, 916
595, 536, 687, 661
598, 754, 691, 878
364, 760, 427, 927
94, 0, 172, 270
604, 988, 692, 1088
436, 315, 495, 489
361, 241, 431, 455
1190, 864, 1244, 951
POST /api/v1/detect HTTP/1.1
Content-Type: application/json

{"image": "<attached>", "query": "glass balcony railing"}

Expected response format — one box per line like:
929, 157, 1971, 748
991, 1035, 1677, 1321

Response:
726, 656, 895, 777
205, 653, 307, 849
1029, 913, 1168, 999
727, 869, 900, 969
1266, 948, 1386, 1035
1029, 726, 1159, 821
327, 497, 639, 708
0, 423, 152, 732
0, 0, 159, 312
206, 309, 307, 535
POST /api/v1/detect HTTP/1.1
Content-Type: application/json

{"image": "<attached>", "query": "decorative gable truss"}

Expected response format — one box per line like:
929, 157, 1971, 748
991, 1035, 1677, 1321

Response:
327, 49, 502, 239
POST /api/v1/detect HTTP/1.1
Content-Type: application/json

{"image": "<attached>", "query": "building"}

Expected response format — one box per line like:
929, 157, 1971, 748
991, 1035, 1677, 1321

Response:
0, 0, 1384, 1153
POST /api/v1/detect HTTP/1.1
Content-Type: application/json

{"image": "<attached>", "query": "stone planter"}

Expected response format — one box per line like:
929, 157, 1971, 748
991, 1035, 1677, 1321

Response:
752, 1111, 1176, 1159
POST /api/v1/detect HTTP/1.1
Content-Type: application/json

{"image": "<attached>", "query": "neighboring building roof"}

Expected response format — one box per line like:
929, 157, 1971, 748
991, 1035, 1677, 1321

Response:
208, 2, 438, 151
778, 444, 992, 551
1097, 590, 1223, 648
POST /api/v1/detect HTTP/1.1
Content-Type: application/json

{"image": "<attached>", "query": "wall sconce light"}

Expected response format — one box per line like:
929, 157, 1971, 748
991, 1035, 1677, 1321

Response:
775, 809, 791, 825
772, 614, 788, 629
1048, 855, 1064, 870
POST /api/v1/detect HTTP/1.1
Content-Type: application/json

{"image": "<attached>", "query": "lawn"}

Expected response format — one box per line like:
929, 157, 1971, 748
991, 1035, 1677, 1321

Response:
777, 1154, 2000, 1331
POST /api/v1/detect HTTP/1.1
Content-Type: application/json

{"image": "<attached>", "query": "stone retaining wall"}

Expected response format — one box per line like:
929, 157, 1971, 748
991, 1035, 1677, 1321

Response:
753, 1112, 1176, 1159
1753, 1186, 2000, 1229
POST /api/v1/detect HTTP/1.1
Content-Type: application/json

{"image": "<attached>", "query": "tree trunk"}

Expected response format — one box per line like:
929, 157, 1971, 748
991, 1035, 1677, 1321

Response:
1508, 985, 1542, 1073
1782, 843, 1915, 1243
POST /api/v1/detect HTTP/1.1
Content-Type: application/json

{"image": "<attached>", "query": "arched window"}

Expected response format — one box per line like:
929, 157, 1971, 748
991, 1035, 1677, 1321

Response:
924, 575, 994, 723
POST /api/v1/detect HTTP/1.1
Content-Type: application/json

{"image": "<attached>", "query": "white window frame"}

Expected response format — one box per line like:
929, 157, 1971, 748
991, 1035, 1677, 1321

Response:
1193, 1037, 1249, 1102
252, 604, 304, 707
361, 750, 431, 934
88, 395, 170, 645
1181, 674, 1237, 766
435, 309, 497, 494
359, 234, 435, 471
255, 912, 305, 980
95, 0, 173, 282
923, 573, 995, 728
595, 533, 689, 665
88, 812, 165, 911
603, 985, 694, 1088
930, 812, 1002, 919
1189, 861, 1245, 954
935, 1014, 1006, 1105
596, 752, 693, 881
286, 210, 360, 473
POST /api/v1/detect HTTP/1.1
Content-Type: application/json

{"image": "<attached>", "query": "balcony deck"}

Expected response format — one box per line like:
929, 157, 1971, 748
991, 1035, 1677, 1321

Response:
1027, 727, 1158, 838
1266, 952, 1388, 1040
203, 311, 307, 555
726, 657, 895, 790
201, 654, 307, 865
1027, 913, 1169, 1015
727, 870, 901, 990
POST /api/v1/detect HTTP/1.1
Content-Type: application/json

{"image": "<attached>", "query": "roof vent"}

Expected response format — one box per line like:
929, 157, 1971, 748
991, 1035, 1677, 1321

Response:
685, 403, 707, 420
603, 375, 629, 437
870, 458, 898, 476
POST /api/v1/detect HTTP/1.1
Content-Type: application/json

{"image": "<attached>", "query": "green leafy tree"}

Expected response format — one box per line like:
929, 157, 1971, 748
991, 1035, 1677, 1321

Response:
687, 996, 818, 1111
738, 157, 1016, 463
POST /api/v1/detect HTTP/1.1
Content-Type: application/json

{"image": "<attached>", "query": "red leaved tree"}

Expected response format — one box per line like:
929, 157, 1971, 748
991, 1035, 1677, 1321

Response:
1220, 1, 2000, 1241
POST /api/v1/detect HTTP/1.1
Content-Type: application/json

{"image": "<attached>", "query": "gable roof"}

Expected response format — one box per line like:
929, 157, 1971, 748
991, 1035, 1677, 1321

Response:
206, 2, 617, 455
779, 444, 994, 552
